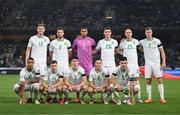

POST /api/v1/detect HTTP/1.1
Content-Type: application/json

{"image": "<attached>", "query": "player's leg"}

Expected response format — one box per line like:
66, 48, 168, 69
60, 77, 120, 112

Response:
62, 85, 69, 104
153, 65, 166, 104
88, 87, 95, 104
80, 85, 88, 104
144, 64, 153, 103
13, 82, 26, 104
31, 83, 40, 104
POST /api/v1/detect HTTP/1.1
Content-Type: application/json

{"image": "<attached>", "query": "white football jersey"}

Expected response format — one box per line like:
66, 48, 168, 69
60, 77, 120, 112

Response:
119, 38, 139, 66
96, 38, 118, 66
19, 67, 38, 82
49, 38, 72, 70
140, 38, 163, 65
27, 35, 50, 64
45, 69, 63, 85
112, 66, 130, 86
89, 67, 109, 87
64, 66, 86, 85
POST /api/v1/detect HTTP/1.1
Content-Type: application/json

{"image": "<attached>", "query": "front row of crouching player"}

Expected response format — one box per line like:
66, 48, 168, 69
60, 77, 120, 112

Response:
13, 57, 141, 105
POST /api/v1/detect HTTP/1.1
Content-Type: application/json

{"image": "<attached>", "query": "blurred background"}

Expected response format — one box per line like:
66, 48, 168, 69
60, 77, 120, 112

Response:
0, 0, 180, 69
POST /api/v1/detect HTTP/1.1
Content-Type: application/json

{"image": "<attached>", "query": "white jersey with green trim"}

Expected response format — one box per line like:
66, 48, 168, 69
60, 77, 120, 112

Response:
96, 38, 118, 67
49, 38, 71, 70
46, 69, 63, 85
89, 67, 109, 87
119, 38, 139, 66
64, 66, 85, 85
27, 35, 50, 64
113, 66, 130, 86
140, 37, 163, 65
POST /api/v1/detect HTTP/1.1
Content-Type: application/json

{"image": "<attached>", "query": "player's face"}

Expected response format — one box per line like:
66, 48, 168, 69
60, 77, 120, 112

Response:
80, 29, 88, 37
57, 30, 64, 38
37, 26, 45, 35
51, 63, 57, 72
71, 59, 79, 67
145, 29, 153, 38
26, 60, 34, 71
95, 60, 102, 69
125, 29, 132, 39
120, 60, 128, 69
104, 29, 111, 38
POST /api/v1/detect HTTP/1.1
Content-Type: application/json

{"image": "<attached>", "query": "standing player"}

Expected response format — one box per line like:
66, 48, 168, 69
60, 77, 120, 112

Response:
94, 27, 118, 75
64, 56, 88, 104
72, 27, 96, 76
140, 27, 166, 104
13, 58, 41, 104
49, 27, 72, 71
119, 28, 143, 104
88, 58, 109, 104
25, 24, 50, 102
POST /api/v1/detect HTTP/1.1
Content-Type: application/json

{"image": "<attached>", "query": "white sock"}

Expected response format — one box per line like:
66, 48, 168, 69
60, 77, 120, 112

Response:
146, 84, 152, 99
158, 84, 164, 99
29, 91, 32, 98
136, 81, 141, 99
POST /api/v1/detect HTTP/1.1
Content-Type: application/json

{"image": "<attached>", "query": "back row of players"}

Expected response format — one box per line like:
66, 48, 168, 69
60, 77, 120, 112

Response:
13, 24, 166, 105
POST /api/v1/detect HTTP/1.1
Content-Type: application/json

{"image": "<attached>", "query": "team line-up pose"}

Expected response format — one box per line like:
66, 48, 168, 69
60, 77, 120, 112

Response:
13, 24, 166, 105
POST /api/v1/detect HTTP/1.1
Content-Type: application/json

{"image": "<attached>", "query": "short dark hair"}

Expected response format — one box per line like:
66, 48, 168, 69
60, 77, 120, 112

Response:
93, 57, 102, 64
145, 27, 152, 31
28, 57, 34, 61
37, 23, 45, 28
51, 60, 57, 64
120, 57, 127, 61
104, 27, 111, 31
80, 27, 88, 30
71, 55, 78, 61
57, 27, 64, 31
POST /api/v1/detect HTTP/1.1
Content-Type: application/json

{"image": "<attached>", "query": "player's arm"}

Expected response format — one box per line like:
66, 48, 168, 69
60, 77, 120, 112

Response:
102, 78, 109, 89
49, 51, 53, 59
25, 47, 31, 65
50, 77, 64, 89
93, 41, 101, 54
64, 77, 74, 87
160, 47, 166, 69
76, 75, 87, 87
89, 81, 96, 89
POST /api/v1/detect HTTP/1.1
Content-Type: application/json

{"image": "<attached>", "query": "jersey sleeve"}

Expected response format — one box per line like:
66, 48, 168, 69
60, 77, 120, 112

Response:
64, 69, 70, 78
136, 39, 140, 46
58, 70, 64, 78
95, 40, 101, 51
104, 68, 110, 79
19, 70, 25, 82
89, 70, 93, 82
80, 67, 86, 76
112, 67, 118, 78
67, 40, 72, 51
46, 37, 50, 45
27, 37, 33, 48
49, 42, 53, 51
119, 42, 124, 50
91, 38, 96, 48
157, 39, 163, 49
114, 40, 118, 48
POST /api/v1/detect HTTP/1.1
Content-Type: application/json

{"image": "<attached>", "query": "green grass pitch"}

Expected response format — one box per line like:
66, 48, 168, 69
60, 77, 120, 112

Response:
0, 75, 180, 114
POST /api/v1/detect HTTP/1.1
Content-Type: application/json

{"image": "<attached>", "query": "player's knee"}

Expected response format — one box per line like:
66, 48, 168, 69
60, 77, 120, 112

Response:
88, 87, 93, 93
157, 78, 163, 84
134, 85, 140, 95
13, 83, 20, 93
31, 83, 39, 91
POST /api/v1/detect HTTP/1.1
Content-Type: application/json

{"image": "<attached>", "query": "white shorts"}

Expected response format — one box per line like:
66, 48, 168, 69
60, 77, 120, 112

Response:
13, 82, 40, 92
47, 88, 58, 94
103, 66, 116, 75
145, 64, 163, 79
34, 63, 47, 76
128, 64, 139, 78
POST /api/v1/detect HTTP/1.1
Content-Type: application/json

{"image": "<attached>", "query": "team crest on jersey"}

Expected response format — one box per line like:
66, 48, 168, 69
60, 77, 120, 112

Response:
64, 42, 68, 46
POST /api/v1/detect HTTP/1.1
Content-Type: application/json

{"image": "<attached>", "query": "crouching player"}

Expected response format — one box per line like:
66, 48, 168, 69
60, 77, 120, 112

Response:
64, 56, 88, 104
109, 57, 141, 105
40, 60, 69, 104
88, 58, 109, 104
13, 57, 42, 104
